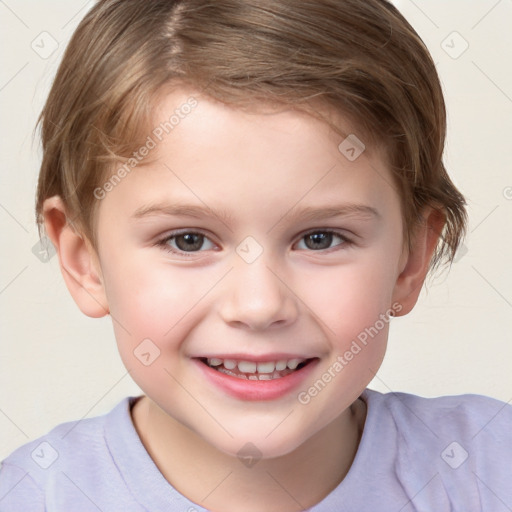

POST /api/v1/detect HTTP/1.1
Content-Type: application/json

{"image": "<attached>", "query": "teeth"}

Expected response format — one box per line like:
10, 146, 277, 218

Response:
218, 369, 280, 380
257, 361, 276, 374
223, 359, 237, 370
238, 360, 257, 373
217, 367, 247, 379
287, 359, 302, 370
206, 357, 308, 375
275, 360, 287, 371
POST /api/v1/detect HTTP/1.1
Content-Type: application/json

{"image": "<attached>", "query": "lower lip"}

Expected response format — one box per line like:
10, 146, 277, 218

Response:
193, 358, 319, 401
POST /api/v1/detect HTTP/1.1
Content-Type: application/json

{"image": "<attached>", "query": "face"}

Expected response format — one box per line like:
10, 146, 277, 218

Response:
93, 87, 406, 458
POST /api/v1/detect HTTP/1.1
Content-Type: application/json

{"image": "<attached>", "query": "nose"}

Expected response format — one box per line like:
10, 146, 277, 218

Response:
218, 257, 299, 331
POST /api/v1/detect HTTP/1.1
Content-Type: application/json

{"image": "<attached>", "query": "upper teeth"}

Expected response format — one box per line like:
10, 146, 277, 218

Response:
207, 358, 305, 373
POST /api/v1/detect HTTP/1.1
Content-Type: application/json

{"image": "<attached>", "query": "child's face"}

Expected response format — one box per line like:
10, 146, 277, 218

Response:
94, 87, 408, 457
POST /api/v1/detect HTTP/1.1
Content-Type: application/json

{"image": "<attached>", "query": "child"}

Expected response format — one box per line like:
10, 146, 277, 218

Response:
1, 0, 511, 510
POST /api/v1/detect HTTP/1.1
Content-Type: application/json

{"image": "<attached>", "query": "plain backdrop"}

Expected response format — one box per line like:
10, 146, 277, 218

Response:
0, 0, 511, 460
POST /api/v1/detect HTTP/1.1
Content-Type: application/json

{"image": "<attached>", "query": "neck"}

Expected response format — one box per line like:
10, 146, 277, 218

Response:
131, 396, 366, 512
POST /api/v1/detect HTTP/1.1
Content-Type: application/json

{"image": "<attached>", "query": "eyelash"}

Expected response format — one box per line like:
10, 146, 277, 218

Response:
155, 229, 354, 257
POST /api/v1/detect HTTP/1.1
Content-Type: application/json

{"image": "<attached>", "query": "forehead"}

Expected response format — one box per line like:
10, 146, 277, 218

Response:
97, 87, 400, 230
151, 88, 381, 169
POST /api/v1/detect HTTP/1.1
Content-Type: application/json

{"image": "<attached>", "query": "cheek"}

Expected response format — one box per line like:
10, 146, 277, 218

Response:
291, 248, 401, 406
99, 252, 190, 361
298, 255, 399, 340
102, 249, 192, 330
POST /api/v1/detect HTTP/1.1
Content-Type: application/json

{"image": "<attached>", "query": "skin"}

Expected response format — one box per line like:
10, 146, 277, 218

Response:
43, 87, 444, 511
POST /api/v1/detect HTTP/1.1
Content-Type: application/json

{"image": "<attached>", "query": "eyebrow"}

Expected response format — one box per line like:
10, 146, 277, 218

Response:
131, 202, 380, 225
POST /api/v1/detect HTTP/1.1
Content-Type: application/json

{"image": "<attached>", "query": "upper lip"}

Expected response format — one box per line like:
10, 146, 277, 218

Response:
193, 354, 317, 362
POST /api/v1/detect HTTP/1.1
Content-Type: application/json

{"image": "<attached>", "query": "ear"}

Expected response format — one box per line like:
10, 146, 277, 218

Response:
392, 207, 445, 316
42, 196, 109, 318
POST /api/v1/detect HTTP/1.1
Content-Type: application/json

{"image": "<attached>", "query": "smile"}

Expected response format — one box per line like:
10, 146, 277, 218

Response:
199, 357, 314, 380
194, 356, 319, 401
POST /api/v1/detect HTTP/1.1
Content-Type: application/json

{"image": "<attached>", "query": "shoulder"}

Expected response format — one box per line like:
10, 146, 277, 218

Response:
363, 387, 512, 456
0, 397, 137, 510
2, 398, 121, 470
366, 388, 512, 437
361, 388, 512, 510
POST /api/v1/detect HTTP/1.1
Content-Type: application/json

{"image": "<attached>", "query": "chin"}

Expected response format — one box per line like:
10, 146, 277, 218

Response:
200, 421, 316, 462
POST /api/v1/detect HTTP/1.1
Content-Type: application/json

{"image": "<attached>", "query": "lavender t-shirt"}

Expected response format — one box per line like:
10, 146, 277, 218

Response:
1, 388, 511, 511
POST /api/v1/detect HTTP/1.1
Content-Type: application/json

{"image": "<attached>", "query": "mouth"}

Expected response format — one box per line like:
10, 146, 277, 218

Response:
197, 357, 315, 381
194, 355, 320, 401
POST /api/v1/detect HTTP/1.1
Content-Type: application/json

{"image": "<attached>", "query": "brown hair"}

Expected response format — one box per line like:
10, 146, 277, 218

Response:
35, 0, 467, 272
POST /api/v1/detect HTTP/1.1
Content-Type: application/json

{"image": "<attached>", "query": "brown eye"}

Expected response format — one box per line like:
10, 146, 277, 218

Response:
304, 232, 333, 250
157, 231, 215, 255
173, 233, 205, 252
296, 230, 350, 251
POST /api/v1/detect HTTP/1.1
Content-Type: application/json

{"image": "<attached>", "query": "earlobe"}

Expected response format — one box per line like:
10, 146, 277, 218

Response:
42, 196, 109, 318
392, 207, 445, 316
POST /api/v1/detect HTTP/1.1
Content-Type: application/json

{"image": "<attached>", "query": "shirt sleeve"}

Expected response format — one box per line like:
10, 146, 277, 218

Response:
0, 462, 45, 512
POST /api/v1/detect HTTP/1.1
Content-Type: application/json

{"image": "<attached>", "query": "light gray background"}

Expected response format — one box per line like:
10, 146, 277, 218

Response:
1, 0, 511, 460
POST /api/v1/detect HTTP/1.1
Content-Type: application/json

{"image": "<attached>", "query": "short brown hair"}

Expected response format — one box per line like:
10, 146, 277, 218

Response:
35, 0, 467, 272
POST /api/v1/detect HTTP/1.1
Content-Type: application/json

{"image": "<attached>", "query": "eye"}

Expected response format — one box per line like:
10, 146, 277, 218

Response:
295, 230, 352, 251
156, 229, 353, 257
157, 231, 216, 255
